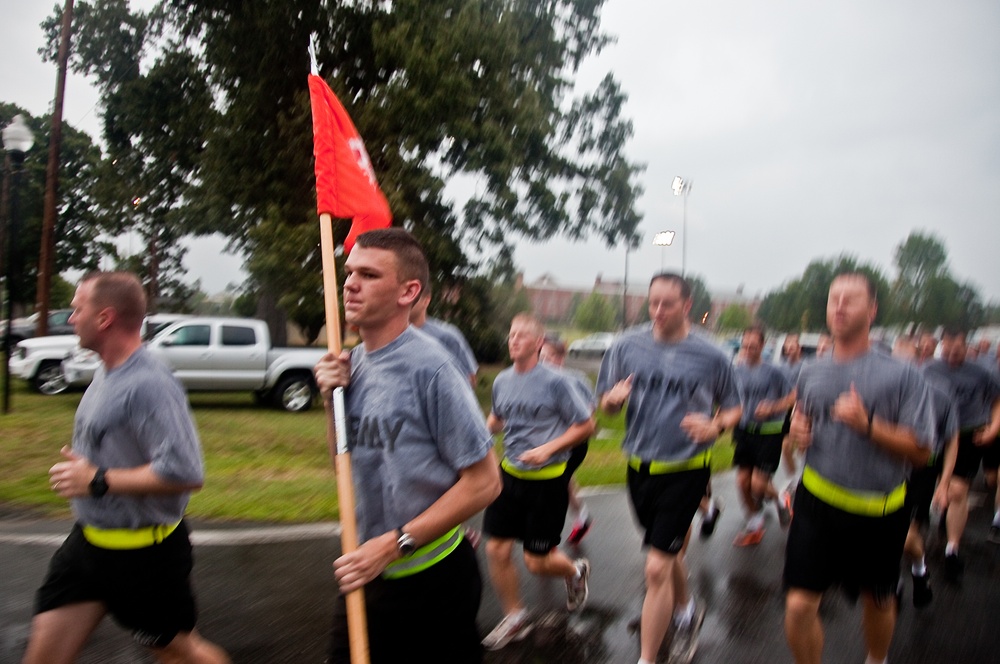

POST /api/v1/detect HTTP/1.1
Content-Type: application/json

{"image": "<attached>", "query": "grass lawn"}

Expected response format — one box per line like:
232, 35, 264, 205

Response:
1, 365, 733, 523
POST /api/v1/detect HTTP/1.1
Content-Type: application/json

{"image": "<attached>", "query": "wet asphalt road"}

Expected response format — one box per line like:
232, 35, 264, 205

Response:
2, 467, 999, 663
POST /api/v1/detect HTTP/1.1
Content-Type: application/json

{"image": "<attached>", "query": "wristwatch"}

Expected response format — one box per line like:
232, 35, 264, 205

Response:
89, 467, 109, 498
396, 530, 417, 557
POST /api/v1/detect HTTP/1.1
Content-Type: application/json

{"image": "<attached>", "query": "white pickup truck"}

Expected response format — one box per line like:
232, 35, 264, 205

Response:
64, 317, 328, 412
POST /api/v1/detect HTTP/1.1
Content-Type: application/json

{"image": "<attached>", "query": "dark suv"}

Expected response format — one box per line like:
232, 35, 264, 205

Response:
5, 309, 75, 345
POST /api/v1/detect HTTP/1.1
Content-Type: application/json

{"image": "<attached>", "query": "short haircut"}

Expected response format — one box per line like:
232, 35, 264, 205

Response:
832, 271, 877, 301
742, 325, 766, 344
649, 272, 692, 300
510, 313, 544, 338
82, 271, 147, 331
542, 338, 567, 357
355, 228, 430, 297
941, 325, 968, 340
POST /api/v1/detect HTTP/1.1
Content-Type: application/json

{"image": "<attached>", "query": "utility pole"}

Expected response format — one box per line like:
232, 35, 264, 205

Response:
36, 0, 74, 335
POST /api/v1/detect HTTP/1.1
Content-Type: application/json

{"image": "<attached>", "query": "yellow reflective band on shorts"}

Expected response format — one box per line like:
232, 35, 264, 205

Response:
627, 450, 712, 475
382, 526, 463, 580
744, 419, 785, 435
801, 466, 906, 517
500, 457, 568, 480
82, 521, 181, 550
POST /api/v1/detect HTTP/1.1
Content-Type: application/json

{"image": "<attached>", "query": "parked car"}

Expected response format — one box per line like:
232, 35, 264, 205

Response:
9, 335, 79, 395
65, 316, 326, 412
5, 309, 74, 345
62, 313, 192, 390
567, 333, 616, 358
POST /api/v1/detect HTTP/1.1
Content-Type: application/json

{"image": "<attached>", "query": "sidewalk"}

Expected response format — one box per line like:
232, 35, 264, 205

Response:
2, 468, 998, 663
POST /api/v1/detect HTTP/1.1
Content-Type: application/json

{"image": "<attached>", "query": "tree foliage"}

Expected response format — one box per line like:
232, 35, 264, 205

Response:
716, 303, 753, 332
573, 291, 617, 331
1, 104, 104, 310
42, 0, 217, 310
154, 0, 643, 336
756, 256, 889, 332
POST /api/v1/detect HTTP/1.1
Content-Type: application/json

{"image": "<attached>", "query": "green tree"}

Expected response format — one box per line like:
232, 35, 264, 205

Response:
716, 304, 753, 332
573, 292, 617, 331
687, 274, 712, 327
892, 231, 948, 320
157, 0, 643, 337
0, 104, 104, 309
43, 1, 217, 310
757, 256, 889, 332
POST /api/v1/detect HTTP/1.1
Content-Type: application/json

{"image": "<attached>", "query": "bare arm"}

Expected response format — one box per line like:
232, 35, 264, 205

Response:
680, 405, 742, 444
599, 374, 633, 415
517, 417, 597, 466
973, 397, 1000, 444
832, 385, 930, 467
50, 447, 202, 499
486, 412, 504, 435
333, 450, 502, 593
933, 432, 959, 511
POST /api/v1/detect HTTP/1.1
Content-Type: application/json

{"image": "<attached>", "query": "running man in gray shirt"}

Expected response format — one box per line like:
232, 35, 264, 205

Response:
786, 273, 933, 664
314, 229, 501, 663
922, 327, 1000, 573
597, 273, 742, 664
481, 314, 595, 650
409, 286, 479, 387
23, 271, 229, 664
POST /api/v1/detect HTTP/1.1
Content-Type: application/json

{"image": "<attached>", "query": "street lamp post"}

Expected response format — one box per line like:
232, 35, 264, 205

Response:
3, 115, 35, 414
672, 175, 692, 276
652, 230, 675, 271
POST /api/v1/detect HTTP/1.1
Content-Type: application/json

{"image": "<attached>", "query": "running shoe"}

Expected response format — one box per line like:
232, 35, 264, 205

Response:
777, 490, 793, 528
482, 612, 533, 651
700, 502, 722, 538
568, 517, 593, 545
912, 572, 933, 608
944, 552, 964, 584
566, 558, 591, 611
667, 600, 706, 664
733, 526, 765, 547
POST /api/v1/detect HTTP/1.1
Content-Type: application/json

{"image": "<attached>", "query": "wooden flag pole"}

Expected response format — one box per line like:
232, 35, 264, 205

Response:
319, 211, 369, 664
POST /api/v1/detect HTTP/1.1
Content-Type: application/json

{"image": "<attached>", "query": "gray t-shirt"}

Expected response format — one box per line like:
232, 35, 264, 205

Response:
734, 361, 792, 428
922, 359, 1000, 431
596, 324, 742, 462
796, 351, 934, 492
780, 360, 805, 389
420, 318, 479, 378
71, 347, 204, 529
345, 327, 493, 542
543, 363, 597, 410
927, 382, 959, 459
491, 363, 593, 471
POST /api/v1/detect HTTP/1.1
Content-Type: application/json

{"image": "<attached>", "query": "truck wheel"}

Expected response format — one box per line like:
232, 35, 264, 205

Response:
34, 360, 68, 395
274, 375, 316, 413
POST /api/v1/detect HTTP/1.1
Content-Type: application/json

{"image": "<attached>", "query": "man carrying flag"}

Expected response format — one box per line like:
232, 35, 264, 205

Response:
313, 228, 501, 663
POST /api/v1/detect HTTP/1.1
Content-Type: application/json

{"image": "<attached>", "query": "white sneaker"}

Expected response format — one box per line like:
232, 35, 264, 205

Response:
482, 612, 533, 651
566, 558, 591, 611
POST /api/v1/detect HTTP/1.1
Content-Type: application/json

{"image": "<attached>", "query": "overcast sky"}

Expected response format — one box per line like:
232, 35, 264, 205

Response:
3, 1, 999, 300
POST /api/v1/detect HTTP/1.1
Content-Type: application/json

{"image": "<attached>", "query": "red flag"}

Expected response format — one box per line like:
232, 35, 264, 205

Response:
309, 74, 392, 253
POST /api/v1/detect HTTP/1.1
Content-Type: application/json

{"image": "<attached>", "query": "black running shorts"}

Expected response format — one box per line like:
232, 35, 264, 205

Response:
732, 429, 783, 475
627, 465, 709, 555
483, 468, 570, 554
34, 521, 197, 648
953, 430, 1000, 481
784, 487, 908, 607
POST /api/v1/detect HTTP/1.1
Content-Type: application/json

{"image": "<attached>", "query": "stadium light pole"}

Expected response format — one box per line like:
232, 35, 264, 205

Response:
652, 230, 675, 271
2, 115, 35, 414
672, 175, 692, 276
